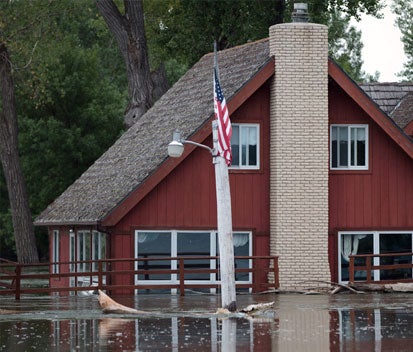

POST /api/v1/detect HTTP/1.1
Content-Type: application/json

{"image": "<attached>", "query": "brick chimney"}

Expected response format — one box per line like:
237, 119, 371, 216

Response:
269, 3, 330, 290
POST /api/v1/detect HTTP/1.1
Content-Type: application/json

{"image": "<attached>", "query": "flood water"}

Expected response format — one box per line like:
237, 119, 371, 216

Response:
0, 292, 412, 351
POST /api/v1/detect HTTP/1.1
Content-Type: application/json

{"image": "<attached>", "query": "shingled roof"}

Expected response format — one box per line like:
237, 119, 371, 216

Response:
34, 39, 271, 226
35, 37, 413, 226
391, 92, 413, 130
360, 82, 413, 113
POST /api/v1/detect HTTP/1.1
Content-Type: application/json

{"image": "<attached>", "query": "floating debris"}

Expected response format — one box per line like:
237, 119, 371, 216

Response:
97, 290, 146, 314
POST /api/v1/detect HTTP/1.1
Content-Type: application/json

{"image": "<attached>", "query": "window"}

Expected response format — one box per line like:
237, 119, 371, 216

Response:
231, 124, 259, 169
77, 231, 91, 272
52, 230, 59, 274
331, 125, 368, 170
92, 231, 106, 271
134, 230, 252, 292
69, 230, 107, 293
338, 231, 413, 283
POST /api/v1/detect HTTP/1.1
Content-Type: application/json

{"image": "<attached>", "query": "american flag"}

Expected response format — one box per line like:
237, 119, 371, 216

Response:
214, 67, 232, 166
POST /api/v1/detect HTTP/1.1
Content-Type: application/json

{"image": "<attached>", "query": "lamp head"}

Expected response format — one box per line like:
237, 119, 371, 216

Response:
167, 131, 184, 158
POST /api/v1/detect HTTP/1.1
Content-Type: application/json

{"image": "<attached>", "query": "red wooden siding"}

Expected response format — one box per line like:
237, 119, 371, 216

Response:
111, 83, 271, 260
328, 81, 413, 280
49, 228, 72, 294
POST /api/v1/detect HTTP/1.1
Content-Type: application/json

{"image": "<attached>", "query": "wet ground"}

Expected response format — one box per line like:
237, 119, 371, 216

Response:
0, 291, 412, 351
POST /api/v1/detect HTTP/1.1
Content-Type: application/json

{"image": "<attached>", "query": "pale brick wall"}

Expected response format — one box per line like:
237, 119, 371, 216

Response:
269, 23, 330, 290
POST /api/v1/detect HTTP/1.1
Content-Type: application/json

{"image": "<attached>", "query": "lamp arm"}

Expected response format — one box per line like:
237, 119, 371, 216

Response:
182, 139, 216, 155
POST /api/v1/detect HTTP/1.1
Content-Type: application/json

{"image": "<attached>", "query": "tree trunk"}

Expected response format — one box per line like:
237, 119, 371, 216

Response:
0, 43, 39, 263
274, 0, 286, 24
96, 0, 169, 128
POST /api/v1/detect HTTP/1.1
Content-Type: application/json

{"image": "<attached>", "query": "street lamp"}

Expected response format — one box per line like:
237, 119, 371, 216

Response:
168, 121, 237, 312
168, 131, 216, 158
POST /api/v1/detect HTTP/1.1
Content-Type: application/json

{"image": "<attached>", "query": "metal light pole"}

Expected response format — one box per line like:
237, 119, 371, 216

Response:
167, 123, 237, 312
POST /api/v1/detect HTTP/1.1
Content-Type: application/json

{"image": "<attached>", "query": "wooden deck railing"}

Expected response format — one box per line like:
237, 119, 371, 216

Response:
348, 252, 413, 283
0, 256, 279, 300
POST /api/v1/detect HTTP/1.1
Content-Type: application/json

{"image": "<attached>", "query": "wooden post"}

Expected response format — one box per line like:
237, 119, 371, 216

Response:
349, 256, 355, 283
98, 261, 103, 290
179, 258, 185, 296
366, 256, 372, 283
212, 121, 237, 311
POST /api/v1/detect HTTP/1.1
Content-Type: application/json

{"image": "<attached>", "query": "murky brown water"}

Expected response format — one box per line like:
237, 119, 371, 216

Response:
0, 292, 412, 351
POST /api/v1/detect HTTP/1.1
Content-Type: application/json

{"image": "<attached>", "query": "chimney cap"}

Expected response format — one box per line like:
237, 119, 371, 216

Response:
292, 2, 309, 23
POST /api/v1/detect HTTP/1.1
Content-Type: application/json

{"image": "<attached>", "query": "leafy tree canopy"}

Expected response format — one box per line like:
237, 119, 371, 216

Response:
144, 0, 384, 82
0, 0, 388, 259
392, 0, 413, 80
0, 0, 125, 259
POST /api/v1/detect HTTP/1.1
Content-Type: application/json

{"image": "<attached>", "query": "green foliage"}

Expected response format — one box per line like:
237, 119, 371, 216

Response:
328, 10, 366, 82
392, 0, 413, 80
144, 0, 384, 84
144, 0, 281, 82
0, 0, 125, 259
0, 0, 388, 259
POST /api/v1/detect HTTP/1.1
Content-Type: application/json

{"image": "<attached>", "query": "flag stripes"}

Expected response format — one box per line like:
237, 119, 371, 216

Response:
213, 67, 232, 165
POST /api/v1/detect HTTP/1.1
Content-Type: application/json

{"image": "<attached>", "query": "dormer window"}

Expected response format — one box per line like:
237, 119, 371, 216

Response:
230, 124, 260, 169
330, 125, 368, 170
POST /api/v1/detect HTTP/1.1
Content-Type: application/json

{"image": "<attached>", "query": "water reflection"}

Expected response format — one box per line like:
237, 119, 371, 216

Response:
0, 294, 412, 351
335, 308, 413, 351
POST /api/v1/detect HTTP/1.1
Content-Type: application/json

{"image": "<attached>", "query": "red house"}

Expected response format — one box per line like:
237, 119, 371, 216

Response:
35, 19, 413, 293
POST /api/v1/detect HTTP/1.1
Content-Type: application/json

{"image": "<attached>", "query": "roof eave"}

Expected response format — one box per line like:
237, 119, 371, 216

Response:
33, 220, 99, 227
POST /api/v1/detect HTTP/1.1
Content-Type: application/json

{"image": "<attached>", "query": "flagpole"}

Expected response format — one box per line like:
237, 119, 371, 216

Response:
213, 41, 219, 77
168, 43, 237, 312
213, 43, 237, 312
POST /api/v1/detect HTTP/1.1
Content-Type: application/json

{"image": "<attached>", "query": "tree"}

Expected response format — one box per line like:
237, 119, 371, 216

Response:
144, 0, 384, 83
0, 0, 125, 260
328, 10, 368, 82
145, 0, 281, 77
95, 0, 169, 128
0, 43, 39, 263
392, 0, 413, 80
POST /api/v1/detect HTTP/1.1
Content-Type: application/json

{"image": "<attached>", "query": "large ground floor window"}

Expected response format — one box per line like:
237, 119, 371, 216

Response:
134, 230, 252, 292
338, 231, 413, 283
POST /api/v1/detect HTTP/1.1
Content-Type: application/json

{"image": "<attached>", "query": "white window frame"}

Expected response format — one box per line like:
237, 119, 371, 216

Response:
330, 124, 369, 170
69, 230, 106, 292
52, 230, 60, 274
134, 230, 253, 293
69, 230, 75, 290
77, 230, 91, 273
338, 231, 413, 283
230, 123, 260, 170
91, 231, 106, 271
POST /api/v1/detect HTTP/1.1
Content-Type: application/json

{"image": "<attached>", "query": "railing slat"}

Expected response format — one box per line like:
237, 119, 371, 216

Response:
348, 252, 413, 284
0, 255, 280, 298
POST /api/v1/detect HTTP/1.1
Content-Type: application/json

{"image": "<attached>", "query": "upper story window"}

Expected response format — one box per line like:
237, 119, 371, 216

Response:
331, 125, 368, 170
230, 124, 260, 169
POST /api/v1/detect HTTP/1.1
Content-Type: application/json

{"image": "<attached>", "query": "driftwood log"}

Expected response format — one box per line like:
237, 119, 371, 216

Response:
349, 282, 413, 293
97, 290, 146, 314
0, 309, 20, 314
97, 289, 277, 319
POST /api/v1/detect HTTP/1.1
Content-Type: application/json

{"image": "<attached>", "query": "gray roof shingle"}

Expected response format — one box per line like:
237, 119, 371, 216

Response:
35, 39, 271, 225
35, 38, 413, 226
359, 82, 413, 115
391, 92, 413, 129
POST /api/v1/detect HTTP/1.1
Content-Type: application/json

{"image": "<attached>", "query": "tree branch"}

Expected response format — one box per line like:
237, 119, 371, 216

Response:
95, 0, 128, 53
